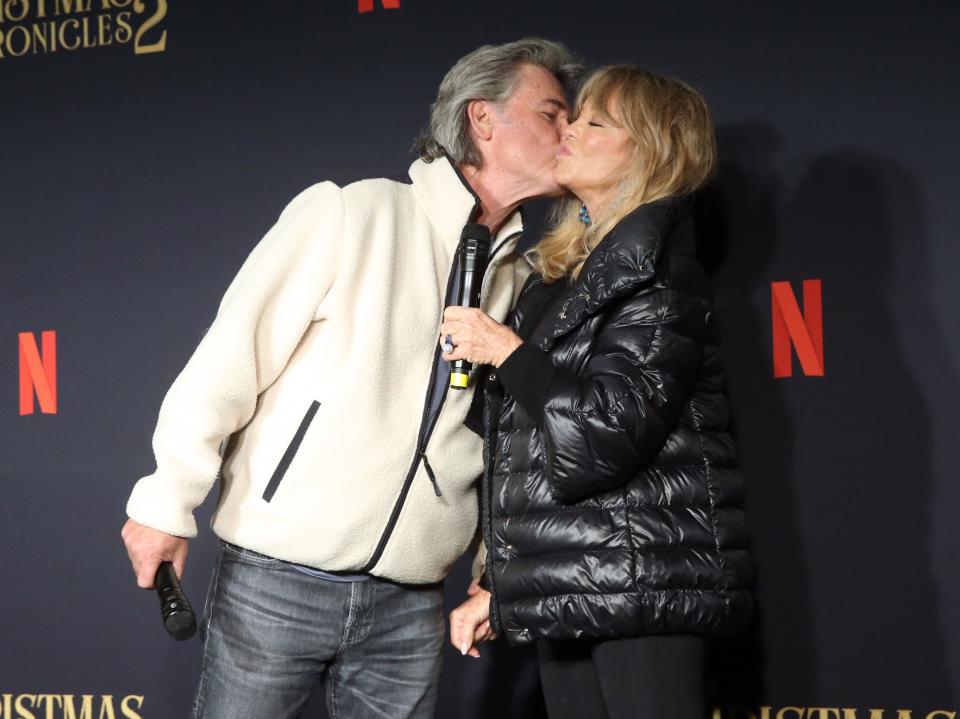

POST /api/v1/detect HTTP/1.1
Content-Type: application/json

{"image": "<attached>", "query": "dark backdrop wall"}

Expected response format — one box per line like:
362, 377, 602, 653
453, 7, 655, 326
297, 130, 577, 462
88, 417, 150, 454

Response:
2, 2, 959, 717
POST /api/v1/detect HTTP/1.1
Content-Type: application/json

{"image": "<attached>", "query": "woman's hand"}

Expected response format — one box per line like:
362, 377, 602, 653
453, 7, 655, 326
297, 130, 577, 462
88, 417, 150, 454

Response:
439, 306, 522, 367
449, 586, 496, 658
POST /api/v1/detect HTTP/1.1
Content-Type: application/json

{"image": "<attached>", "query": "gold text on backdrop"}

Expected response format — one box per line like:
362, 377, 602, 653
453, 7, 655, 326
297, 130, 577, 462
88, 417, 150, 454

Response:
0, 0, 167, 59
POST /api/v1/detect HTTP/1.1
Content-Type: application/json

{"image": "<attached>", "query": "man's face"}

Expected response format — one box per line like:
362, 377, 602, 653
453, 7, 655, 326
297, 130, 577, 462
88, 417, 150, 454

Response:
488, 64, 570, 198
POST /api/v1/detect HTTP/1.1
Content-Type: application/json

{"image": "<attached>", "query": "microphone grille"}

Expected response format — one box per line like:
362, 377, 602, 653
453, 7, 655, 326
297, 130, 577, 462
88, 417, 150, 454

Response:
164, 610, 197, 641
460, 222, 491, 242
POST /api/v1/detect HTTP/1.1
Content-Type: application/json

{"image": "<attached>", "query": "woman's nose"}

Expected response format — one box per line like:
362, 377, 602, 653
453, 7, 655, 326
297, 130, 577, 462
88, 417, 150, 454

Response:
564, 116, 583, 137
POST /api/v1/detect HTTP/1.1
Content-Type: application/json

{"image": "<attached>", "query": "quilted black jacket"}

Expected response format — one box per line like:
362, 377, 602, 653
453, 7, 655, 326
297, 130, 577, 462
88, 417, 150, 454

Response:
480, 195, 753, 645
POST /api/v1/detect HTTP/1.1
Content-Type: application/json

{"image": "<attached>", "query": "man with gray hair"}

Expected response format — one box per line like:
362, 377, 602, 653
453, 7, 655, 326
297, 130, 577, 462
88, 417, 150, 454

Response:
121, 38, 579, 718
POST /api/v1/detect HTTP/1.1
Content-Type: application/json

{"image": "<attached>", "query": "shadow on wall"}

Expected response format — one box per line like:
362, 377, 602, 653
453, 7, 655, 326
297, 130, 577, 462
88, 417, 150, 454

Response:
702, 124, 956, 708
697, 122, 819, 707
774, 146, 954, 706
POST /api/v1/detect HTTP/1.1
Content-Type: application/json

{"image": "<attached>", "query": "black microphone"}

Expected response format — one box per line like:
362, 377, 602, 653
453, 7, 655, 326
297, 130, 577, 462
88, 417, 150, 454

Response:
449, 223, 492, 390
155, 561, 197, 641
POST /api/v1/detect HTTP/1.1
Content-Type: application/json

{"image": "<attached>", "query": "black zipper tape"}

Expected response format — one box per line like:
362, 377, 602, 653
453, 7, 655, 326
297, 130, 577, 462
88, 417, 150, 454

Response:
262, 400, 320, 502
359, 229, 522, 572
358, 246, 461, 572
421, 450, 441, 497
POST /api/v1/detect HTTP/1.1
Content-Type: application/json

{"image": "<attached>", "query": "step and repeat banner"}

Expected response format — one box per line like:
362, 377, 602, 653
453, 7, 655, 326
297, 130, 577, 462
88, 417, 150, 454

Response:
3, 1, 959, 717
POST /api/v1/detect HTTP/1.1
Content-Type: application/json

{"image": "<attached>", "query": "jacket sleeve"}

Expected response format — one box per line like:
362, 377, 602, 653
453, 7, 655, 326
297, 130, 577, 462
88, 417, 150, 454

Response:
496, 285, 708, 503
125, 182, 345, 537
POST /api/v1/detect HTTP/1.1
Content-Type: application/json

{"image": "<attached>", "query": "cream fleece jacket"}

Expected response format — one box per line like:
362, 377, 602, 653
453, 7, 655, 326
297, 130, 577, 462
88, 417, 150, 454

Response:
126, 157, 528, 583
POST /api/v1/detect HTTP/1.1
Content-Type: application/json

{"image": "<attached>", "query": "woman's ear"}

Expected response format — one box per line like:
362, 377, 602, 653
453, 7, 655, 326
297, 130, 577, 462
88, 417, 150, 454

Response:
466, 99, 495, 143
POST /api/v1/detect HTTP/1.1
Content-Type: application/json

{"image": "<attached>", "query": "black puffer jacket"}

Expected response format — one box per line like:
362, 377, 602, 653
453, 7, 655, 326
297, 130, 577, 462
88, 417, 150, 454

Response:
481, 195, 752, 645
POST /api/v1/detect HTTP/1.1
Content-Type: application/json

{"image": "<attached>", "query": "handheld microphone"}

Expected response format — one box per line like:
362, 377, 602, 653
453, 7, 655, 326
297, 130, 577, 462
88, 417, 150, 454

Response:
449, 223, 491, 390
155, 561, 197, 641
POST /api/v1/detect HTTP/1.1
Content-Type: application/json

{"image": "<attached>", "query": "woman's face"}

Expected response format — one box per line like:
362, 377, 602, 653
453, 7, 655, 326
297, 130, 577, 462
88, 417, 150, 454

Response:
554, 99, 635, 205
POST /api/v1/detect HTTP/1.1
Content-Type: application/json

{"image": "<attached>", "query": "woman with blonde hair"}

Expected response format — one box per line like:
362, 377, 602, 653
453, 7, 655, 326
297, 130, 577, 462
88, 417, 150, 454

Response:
441, 65, 752, 718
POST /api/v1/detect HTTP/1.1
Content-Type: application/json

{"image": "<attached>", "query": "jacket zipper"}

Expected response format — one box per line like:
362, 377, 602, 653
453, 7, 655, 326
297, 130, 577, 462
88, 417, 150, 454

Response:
359, 230, 522, 573
417, 228, 521, 472
417, 340, 446, 498
481, 268, 528, 632
359, 242, 462, 571
415, 229, 521, 490
481, 379, 503, 633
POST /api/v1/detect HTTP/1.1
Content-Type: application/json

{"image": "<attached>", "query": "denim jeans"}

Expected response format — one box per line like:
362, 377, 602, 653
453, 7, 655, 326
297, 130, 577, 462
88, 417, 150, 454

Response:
191, 541, 444, 719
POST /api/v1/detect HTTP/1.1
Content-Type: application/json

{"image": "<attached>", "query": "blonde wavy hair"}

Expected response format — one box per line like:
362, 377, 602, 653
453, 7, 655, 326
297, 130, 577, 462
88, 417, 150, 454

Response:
534, 65, 717, 282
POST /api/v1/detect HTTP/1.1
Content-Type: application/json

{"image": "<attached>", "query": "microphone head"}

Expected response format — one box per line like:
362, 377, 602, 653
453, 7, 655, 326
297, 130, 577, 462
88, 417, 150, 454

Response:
460, 223, 490, 241
460, 223, 491, 252
163, 608, 197, 641
155, 562, 197, 641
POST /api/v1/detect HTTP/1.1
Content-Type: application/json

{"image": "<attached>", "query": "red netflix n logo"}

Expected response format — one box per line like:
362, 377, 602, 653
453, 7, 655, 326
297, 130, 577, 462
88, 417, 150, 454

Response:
358, 0, 400, 12
19, 331, 57, 415
771, 280, 824, 378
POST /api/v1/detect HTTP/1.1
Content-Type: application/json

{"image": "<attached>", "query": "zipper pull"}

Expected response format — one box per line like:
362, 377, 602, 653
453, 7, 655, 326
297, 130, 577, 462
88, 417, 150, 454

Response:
421, 449, 442, 497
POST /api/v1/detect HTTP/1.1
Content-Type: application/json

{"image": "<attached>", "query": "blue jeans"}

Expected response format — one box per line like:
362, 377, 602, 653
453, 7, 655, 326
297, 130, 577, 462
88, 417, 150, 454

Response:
191, 541, 444, 719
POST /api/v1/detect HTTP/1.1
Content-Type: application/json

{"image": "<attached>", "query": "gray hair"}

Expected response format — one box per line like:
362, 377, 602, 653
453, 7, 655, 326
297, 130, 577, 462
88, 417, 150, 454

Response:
414, 38, 582, 167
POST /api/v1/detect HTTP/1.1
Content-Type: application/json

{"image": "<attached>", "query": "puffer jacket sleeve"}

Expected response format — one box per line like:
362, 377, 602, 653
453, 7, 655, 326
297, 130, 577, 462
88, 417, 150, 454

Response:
125, 182, 345, 537
497, 283, 708, 503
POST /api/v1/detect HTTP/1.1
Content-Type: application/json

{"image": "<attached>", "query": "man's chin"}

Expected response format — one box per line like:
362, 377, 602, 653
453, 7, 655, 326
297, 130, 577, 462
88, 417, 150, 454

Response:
532, 176, 570, 199
540, 184, 568, 199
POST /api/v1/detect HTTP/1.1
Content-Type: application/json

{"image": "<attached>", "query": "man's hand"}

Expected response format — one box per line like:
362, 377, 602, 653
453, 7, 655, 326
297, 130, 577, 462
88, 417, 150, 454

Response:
121, 518, 189, 589
450, 586, 496, 658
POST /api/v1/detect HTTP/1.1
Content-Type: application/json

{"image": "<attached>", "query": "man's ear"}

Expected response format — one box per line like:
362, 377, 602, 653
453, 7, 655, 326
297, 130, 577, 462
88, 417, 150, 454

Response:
466, 99, 495, 143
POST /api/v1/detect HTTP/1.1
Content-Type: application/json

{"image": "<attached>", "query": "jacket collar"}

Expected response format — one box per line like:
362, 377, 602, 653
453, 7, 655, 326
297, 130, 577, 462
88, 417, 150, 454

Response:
408, 156, 525, 249
533, 195, 691, 350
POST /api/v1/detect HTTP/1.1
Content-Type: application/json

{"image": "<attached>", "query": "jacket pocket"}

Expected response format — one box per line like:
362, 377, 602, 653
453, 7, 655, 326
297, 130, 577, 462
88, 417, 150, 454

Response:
262, 400, 320, 502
